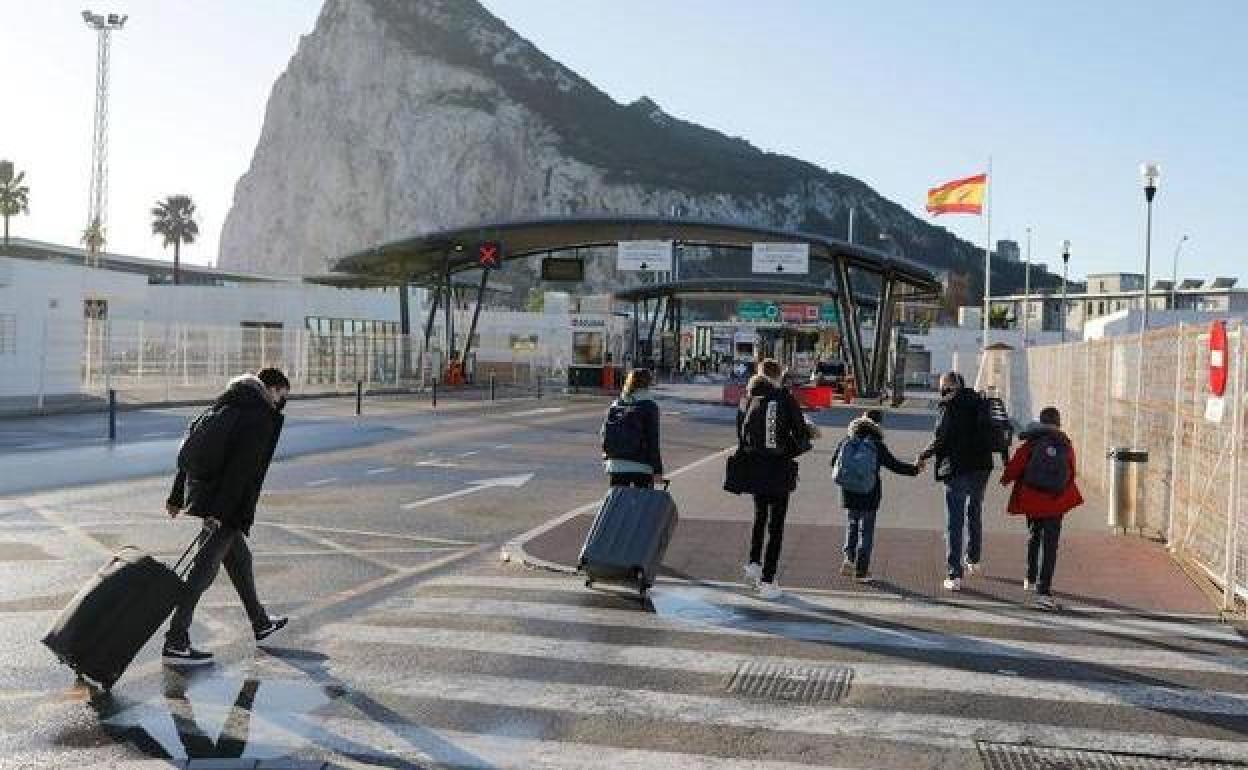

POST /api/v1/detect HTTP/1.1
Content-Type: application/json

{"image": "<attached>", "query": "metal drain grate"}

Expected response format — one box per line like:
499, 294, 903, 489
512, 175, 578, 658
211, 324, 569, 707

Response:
977, 742, 1248, 770
726, 661, 852, 702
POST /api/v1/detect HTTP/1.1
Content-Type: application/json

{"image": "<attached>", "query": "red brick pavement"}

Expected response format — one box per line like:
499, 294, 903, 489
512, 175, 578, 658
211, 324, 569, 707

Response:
524, 515, 1217, 615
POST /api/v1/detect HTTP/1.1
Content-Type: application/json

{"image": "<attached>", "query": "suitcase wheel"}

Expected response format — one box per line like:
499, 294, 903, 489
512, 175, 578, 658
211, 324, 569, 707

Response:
584, 578, 594, 589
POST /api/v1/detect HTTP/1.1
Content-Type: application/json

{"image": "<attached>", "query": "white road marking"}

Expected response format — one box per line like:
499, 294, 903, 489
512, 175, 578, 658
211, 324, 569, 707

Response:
457, 451, 479, 458
370, 669, 1248, 761
365, 467, 397, 475
256, 522, 473, 547
141, 431, 175, 439
401, 474, 535, 509
493, 444, 513, 450
324, 624, 1248, 716
374, 591, 1245, 644
503, 407, 565, 418
415, 460, 459, 468
301, 719, 859, 770
305, 477, 339, 487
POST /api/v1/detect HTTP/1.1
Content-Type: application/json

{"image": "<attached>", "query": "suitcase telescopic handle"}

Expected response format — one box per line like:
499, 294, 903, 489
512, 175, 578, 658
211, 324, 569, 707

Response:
172, 528, 211, 578
661, 479, 671, 491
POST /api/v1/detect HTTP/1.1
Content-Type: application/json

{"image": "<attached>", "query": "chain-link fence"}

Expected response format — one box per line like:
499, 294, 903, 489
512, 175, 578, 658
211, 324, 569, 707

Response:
985, 322, 1246, 613
1, 318, 568, 414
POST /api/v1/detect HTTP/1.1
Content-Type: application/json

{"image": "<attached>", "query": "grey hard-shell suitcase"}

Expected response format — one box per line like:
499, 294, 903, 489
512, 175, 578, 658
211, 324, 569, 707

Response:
42, 534, 202, 690
578, 484, 678, 598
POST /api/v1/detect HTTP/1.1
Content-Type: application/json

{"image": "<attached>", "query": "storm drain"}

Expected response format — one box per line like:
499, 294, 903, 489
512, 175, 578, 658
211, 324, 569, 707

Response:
977, 742, 1248, 770
726, 661, 852, 703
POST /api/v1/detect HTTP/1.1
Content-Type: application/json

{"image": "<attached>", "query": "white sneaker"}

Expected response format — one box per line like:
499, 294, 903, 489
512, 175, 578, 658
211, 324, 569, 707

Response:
757, 581, 782, 600
965, 562, 981, 577
942, 577, 962, 592
743, 562, 763, 586
839, 559, 855, 576
1023, 580, 1036, 592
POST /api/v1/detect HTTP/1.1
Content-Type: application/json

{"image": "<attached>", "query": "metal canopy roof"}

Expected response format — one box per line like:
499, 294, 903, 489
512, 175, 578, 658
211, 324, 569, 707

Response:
612, 278, 873, 305
331, 215, 941, 293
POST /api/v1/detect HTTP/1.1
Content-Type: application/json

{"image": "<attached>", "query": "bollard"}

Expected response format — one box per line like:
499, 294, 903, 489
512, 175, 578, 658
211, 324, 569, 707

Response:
432, 377, 438, 408
356, 380, 363, 416
537, 375, 543, 400
489, 372, 496, 401
1107, 448, 1149, 531
108, 388, 117, 441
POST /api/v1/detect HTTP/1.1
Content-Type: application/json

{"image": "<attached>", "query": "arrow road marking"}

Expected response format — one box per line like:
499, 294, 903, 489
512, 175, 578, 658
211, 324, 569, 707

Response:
401, 473, 535, 510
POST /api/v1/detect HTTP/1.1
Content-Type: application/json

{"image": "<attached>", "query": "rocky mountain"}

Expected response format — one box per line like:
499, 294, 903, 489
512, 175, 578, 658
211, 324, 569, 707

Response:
219, 0, 1055, 300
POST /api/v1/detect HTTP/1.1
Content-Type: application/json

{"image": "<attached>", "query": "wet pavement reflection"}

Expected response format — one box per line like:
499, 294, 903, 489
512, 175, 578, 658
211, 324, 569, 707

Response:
96, 657, 340, 760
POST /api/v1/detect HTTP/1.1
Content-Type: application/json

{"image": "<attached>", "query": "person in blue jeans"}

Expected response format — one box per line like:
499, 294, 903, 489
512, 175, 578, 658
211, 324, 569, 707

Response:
918, 372, 996, 592
830, 409, 922, 582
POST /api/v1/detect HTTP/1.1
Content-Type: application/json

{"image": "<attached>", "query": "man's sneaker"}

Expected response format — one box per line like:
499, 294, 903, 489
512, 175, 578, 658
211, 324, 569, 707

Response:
162, 644, 213, 666
854, 572, 873, 584
1034, 594, 1060, 611
743, 562, 763, 586
254, 616, 289, 642
1023, 579, 1036, 592
757, 581, 782, 600
965, 562, 981, 577
839, 559, 855, 576
942, 577, 962, 592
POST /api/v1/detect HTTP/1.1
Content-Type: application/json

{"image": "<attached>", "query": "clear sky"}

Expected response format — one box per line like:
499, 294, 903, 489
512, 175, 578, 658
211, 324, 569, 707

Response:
3, 1, 1244, 283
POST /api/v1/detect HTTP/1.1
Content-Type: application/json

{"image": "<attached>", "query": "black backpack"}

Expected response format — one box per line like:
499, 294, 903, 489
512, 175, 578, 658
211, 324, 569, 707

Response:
176, 405, 239, 479
977, 394, 1013, 454
1022, 433, 1071, 493
740, 392, 791, 456
601, 401, 647, 461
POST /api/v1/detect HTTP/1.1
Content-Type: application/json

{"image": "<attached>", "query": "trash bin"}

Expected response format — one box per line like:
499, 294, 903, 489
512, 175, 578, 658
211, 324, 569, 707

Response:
1107, 448, 1149, 530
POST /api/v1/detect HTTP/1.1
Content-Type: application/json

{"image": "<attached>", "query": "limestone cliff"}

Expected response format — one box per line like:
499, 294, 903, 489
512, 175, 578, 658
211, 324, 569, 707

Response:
219, 0, 1046, 298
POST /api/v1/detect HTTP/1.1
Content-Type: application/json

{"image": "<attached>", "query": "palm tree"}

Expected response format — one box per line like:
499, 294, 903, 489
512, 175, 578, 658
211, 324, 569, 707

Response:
150, 194, 199, 285
0, 161, 31, 248
81, 219, 106, 267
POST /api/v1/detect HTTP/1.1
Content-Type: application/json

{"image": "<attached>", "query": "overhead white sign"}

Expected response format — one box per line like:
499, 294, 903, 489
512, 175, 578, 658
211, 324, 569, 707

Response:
617, 240, 673, 272
1205, 397, 1226, 424
752, 242, 809, 274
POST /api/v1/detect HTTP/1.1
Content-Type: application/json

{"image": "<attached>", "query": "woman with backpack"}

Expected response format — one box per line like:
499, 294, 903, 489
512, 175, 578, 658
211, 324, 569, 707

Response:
831, 409, 923, 582
732, 359, 812, 599
601, 368, 663, 489
1000, 406, 1083, 610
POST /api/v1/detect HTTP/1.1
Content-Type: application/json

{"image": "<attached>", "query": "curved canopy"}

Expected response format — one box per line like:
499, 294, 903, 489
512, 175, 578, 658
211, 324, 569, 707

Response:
331, 215, 941, 294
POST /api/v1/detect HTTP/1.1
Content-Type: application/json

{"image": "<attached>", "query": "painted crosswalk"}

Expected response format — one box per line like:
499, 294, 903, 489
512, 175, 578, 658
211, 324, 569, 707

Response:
106, 572, 1248, 768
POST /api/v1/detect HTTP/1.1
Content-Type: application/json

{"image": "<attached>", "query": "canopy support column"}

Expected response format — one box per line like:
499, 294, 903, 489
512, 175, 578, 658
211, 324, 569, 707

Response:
868, 273, 897, 396
398, 282, 411, 380
461, 268, 490, 382
420, 287, 441, 385
834, 258, 868, 394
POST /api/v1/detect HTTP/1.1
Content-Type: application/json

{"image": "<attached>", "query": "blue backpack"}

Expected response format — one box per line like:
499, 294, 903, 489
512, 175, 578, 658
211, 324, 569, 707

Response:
833, 436, 879, 494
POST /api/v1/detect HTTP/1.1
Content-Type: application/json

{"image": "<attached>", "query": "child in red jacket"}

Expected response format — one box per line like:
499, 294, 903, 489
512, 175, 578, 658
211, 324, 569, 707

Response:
1000, 407, 1084, 610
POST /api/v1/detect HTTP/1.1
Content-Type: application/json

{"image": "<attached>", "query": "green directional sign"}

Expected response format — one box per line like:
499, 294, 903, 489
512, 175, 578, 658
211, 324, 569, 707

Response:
737, 301, 779, 321
820, 304, 840, 323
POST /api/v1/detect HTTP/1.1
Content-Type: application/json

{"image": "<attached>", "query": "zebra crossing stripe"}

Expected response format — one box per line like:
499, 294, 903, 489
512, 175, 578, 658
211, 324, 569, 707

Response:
305, 719, 862, 770
375, 669, 1248, 762
321, 624, 1248, 715
380, 587, 1244, 643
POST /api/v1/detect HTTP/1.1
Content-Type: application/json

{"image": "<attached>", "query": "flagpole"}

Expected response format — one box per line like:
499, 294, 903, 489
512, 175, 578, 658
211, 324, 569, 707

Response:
982, 157, 993, 352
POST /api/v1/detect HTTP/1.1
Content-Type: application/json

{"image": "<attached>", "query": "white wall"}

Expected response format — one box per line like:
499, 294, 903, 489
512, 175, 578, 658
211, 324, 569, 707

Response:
111, 282, 415, 328
1081, 308, 1245, 339
0, 257, 148, 398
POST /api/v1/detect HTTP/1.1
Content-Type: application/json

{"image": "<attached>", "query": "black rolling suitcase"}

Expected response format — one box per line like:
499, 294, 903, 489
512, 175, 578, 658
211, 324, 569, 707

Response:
578, 484, 678, 598
42, 533, 203, 690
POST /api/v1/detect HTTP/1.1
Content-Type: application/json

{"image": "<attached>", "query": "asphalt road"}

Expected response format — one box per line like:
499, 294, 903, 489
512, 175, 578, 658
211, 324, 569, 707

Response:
1, 394, 1244, 769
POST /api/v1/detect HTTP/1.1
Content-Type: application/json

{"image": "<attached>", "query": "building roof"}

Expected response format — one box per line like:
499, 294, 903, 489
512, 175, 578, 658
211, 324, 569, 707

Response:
0, 236, 283, 285
330, 215, 942, 294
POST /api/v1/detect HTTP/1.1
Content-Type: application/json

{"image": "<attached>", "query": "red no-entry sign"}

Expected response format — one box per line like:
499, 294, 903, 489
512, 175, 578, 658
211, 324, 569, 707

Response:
478, 241, 502, 269
1210, 320, 1229, 396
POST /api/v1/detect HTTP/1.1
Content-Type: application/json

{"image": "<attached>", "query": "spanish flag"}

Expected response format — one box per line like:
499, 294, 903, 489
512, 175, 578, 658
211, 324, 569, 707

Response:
926, 173, 987, 216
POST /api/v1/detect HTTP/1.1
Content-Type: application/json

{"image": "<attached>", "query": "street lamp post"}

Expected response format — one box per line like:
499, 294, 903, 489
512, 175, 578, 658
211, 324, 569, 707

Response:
1132, 162, 1161, 450
1060, 240, 1071, 343
1170, 234, 1189, 310
1021, 226, 1032, 347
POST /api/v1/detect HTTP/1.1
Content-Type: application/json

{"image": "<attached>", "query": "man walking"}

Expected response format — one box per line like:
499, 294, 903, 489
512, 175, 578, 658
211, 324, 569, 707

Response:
162, 368, 291, 664
919, 371, 995, 591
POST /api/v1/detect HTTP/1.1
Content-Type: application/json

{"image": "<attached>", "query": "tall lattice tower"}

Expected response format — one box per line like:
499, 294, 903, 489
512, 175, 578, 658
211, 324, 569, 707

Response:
81, 11, 127, 266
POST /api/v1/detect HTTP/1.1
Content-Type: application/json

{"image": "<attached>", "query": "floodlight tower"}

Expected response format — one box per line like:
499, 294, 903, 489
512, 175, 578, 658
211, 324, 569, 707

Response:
81, 10, 127, 266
